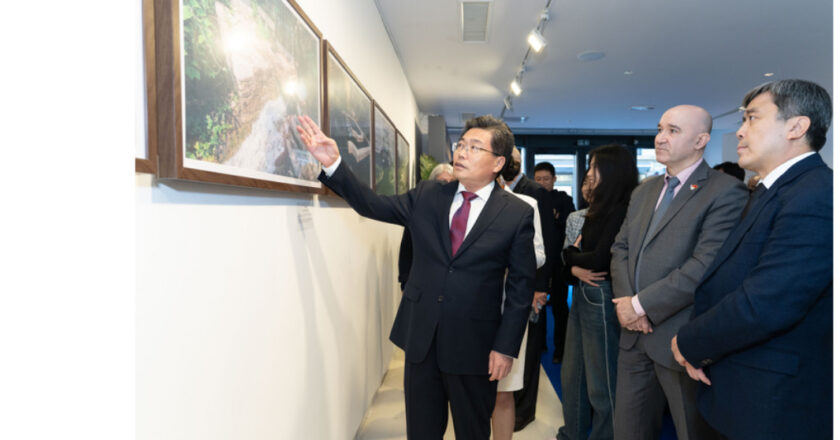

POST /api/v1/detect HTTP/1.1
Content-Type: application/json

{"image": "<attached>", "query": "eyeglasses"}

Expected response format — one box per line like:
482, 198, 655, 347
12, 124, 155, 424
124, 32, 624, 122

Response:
452, 142, 500, 156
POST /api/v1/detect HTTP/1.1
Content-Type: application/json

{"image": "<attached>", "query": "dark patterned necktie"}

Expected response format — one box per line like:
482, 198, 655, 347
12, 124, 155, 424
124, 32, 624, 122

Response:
450, 191, 478, 256
741, 183, 767, 219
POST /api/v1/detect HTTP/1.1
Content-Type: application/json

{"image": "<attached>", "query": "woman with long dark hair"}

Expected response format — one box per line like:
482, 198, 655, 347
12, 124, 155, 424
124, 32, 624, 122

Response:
556, 144, 638, 440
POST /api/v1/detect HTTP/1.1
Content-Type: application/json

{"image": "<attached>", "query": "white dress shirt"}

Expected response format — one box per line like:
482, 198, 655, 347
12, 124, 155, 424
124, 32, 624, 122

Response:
759, 152, 815, 189
449, 181, 495, 239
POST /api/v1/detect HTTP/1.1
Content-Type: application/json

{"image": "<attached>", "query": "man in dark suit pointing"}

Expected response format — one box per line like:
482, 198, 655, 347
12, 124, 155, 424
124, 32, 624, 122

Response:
298, 114, 536, 439
672, 79, 833, 440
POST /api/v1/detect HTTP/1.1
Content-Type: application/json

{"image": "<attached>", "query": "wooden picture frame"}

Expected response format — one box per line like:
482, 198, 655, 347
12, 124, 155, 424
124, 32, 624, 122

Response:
136, 0, 158, 174
152, 0, 324, 193
323, 40, 374, 189
396, 131, 410, 194
372, 102, 397, 196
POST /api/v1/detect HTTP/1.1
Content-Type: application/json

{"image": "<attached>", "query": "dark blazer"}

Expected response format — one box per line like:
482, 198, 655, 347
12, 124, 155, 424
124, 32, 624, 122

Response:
677, 154, 832, 440
320, 161, 536, 375
513, 176, 555, 292
549, 189, 575, 255
611, 161, 747, 369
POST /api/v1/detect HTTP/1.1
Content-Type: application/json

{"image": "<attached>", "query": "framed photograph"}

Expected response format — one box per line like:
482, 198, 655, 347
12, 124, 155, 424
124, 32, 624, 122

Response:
373, 102, 396, 196
396, 132, 409, 194
136, 0, 158, 174
324, 41, 373, 189
153, 0, 323, 192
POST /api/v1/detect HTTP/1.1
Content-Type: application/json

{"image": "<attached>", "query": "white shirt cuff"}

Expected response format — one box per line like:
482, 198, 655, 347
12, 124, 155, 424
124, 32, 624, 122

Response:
631, 295, 646, 316
323, 156, 342, 177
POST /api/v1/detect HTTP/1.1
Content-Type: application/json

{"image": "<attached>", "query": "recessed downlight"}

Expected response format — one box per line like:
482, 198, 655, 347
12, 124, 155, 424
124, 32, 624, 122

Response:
577, 51, 605, 61
630, 105, 654, 111
624, 70, 634, 75
764, 72, 775, 77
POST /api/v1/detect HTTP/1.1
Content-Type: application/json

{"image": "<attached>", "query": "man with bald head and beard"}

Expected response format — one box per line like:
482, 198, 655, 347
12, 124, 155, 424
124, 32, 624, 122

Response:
609, 105, 748, 440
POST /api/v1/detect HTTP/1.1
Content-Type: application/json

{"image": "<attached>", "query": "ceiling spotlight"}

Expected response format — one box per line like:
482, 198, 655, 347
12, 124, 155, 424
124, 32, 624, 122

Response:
764, 72, 775, 77
504, 96, 513, 111
510, 79, 522, 96
527, 29, 547, 53
623, 70, 634, 75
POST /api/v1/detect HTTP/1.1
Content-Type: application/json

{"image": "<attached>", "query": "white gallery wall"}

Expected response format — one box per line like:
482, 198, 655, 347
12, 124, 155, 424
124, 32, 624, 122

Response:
136, 1, 418, 438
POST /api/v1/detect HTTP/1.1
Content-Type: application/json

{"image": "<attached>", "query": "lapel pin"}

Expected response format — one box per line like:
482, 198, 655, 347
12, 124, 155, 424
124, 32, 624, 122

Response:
689, 184, 698, 191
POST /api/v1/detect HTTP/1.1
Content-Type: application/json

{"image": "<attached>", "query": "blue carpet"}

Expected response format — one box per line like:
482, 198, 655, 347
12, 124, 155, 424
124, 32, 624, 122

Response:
542, 303, 678, 440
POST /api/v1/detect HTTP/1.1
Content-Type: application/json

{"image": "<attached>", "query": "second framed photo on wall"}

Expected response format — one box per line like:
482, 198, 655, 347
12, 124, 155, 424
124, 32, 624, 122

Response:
324, 41, 373, 189
373, 103, 396, 196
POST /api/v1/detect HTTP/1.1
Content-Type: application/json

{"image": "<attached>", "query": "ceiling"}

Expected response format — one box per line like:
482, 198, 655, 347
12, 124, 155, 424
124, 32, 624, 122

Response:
374, 0, 832, 133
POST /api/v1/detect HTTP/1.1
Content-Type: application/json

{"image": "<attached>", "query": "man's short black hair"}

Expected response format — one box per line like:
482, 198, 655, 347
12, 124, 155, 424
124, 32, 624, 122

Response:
461, 115, 514, 176
742, 79, 832, 151
713, 161, 745, 181
534, 161, 556, 177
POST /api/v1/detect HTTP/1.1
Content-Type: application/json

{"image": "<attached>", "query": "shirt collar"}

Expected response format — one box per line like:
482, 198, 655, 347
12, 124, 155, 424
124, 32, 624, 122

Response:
666, 157, 704, 184
759, 151, 815, 189
457, 180, 496, 201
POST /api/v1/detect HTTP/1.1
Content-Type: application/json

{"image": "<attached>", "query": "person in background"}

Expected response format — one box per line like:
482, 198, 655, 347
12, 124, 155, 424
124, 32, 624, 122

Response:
502, 147, 556, 431
534, 161, 576, 364
491, 175, 545, 440
564, 178, 592, 249
398, 163, 455, 290
610, 105, 747, 440
428, 163, 455, 184
712, 161, 745, 181
556, 144, 638, 440
746, 174, 761, 191
672, 79, 833, 440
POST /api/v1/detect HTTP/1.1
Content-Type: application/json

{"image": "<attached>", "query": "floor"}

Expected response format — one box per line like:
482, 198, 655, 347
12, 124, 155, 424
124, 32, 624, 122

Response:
355, 349, 563, 440
355, 301, 678, 440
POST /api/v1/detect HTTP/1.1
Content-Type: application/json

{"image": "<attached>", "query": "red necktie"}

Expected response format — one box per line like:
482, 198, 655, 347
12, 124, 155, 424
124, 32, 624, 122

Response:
450, 191, 478, 256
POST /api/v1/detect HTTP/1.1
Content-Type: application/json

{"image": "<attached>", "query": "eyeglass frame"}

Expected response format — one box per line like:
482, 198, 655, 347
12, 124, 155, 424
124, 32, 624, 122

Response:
451, 141, 501, 156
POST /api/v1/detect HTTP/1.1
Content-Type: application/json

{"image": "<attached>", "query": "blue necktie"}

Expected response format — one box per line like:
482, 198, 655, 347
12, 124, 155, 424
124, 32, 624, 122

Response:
635, 176, 680, 293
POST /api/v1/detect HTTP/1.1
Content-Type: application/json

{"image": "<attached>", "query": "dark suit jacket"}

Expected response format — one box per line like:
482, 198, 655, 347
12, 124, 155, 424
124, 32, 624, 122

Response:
513, 176, 555, 292
549, 189, 575, 254
320, 161, 536, 375
611, 161, 747, 369
397, 229, 412, 290
677, 154, 832, 440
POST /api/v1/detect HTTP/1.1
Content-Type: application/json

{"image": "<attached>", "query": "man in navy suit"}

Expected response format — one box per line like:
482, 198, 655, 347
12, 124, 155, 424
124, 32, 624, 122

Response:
298, 114, 536, 439
671, 79, 832, 440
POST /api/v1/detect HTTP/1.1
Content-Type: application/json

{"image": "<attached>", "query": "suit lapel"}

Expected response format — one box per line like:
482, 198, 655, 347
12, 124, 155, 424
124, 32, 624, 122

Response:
437, 182, 459, 258
699, 154, 825, 284
630, 179, 662, 270
454, 183, 507, 260
643, 161, 710, 247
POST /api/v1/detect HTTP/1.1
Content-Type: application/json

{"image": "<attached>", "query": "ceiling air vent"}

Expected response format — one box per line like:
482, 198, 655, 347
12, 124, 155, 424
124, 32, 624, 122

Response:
461, 1, 491, 43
